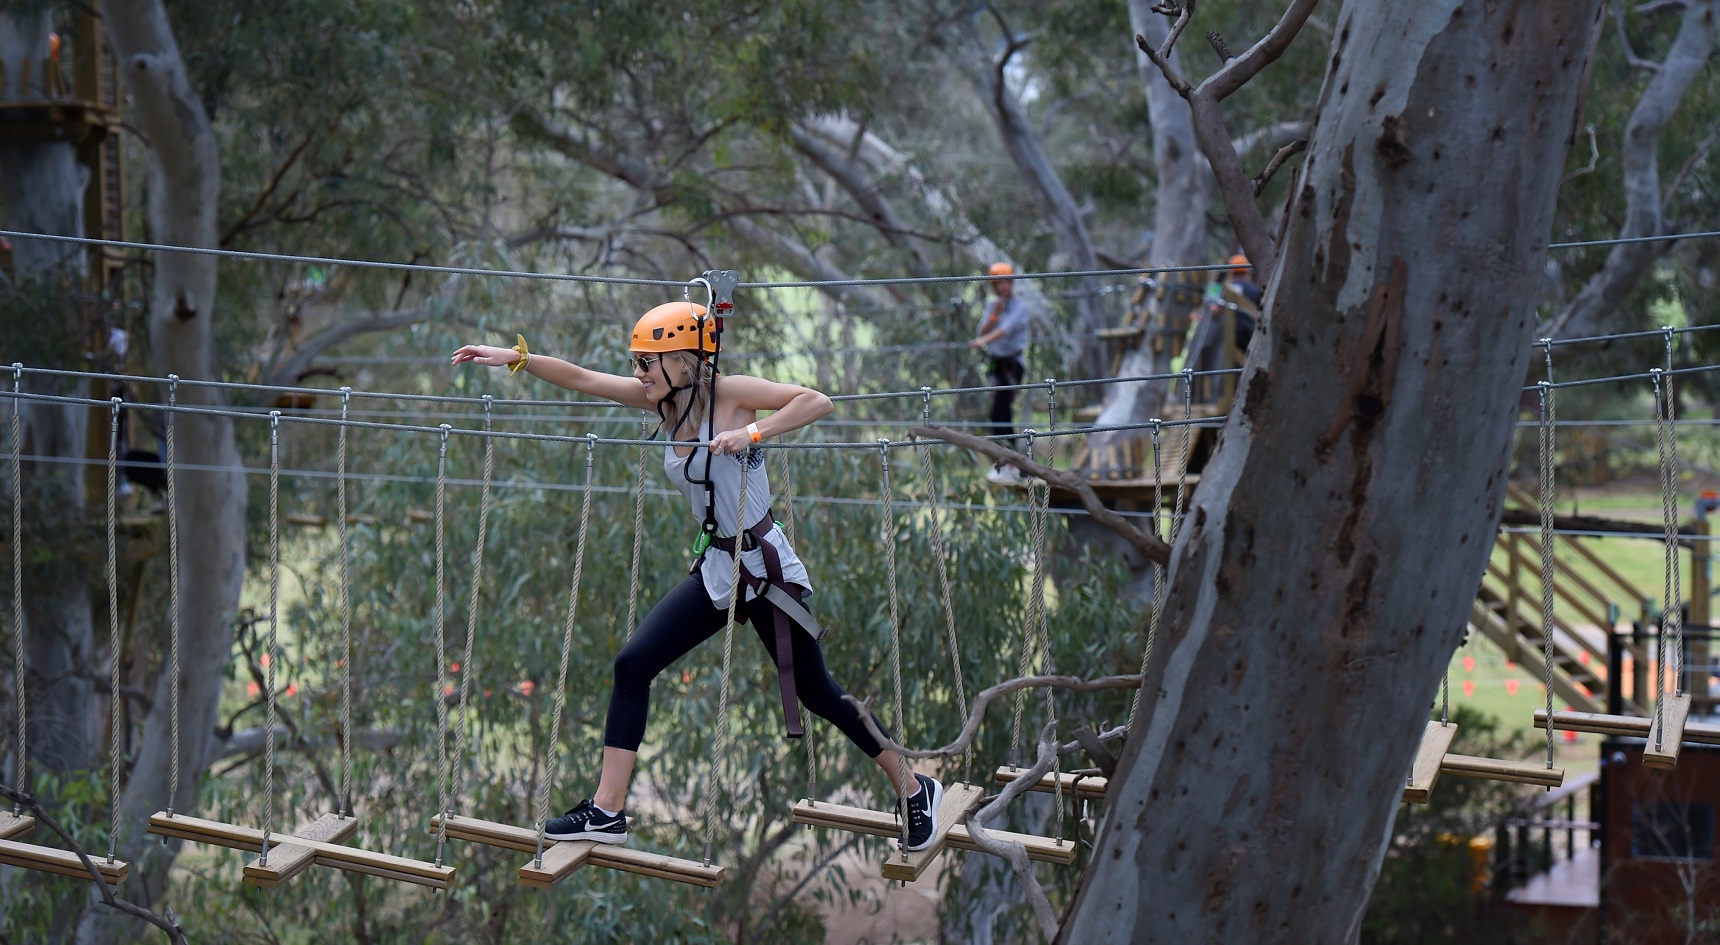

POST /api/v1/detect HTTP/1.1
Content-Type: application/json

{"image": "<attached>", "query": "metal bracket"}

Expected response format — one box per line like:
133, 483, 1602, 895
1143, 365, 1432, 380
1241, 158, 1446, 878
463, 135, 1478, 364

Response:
701, 270, 740, 316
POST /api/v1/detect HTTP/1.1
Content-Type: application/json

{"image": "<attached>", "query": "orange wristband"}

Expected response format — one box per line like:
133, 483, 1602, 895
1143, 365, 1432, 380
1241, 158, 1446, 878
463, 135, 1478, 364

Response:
747, 422, 763, 443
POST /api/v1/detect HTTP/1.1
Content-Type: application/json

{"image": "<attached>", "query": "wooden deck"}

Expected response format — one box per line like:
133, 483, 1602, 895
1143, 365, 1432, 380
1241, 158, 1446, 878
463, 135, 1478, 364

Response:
1506, 846, 1599, 909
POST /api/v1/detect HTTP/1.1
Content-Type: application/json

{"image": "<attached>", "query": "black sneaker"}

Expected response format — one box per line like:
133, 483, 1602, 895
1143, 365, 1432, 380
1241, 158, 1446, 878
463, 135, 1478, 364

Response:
903, 773, 943, 851
543, 799, 628, 844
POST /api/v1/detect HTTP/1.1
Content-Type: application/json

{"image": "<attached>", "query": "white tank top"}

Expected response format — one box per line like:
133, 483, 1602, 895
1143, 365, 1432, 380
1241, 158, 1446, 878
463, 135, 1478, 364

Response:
664, 443, 811, 607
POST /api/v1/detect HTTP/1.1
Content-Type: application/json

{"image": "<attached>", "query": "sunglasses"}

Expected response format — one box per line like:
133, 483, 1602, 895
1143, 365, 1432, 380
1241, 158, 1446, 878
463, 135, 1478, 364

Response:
630, 355, 662, 372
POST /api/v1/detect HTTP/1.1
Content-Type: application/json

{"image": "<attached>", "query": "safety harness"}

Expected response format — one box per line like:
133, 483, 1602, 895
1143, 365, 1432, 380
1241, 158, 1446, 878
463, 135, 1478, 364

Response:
662, 301, 823, 739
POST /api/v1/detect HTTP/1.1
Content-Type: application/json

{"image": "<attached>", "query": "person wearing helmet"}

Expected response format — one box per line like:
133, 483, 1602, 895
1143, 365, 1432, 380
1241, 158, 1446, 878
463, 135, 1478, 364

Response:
969, 261, 1033, 485
449, 303, 945, 850
1226, 254, 1262, 308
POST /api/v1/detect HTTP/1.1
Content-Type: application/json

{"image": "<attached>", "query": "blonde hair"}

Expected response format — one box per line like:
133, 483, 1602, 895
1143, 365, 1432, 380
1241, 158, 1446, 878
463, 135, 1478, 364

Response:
657, 349, 719, 435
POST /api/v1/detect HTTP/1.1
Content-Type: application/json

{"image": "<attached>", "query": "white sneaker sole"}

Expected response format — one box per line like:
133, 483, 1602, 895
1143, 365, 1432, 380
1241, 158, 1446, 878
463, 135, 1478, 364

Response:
543, 828, 628, 844
904, 778, 943, 852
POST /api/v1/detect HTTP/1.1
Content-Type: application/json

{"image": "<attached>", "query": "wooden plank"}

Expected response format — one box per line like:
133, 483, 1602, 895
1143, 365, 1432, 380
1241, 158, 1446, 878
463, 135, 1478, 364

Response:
0, 811, 34, 841
1534, 708, 1720, 744
428, 813, 724, 888
148, 812, 453, 887
879, 782, 985, 882
0, 838, 128, 883
1402, 721, 1460, 804
1643, 693, 1693, 770
792, 796, 1076, 866
242, 812, 360, 889
516, 839, 595, 889
1440, 754, 1565, 788
992, 766, 1109, 802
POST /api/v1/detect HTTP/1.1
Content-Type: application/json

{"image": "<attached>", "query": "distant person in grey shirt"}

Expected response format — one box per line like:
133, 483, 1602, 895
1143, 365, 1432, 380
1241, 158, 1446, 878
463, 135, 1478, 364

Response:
970, 261, 1032, 484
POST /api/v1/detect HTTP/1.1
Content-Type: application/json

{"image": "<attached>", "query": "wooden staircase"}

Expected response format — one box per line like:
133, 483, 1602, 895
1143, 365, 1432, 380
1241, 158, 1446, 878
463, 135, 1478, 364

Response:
1472, 483, 1652, 716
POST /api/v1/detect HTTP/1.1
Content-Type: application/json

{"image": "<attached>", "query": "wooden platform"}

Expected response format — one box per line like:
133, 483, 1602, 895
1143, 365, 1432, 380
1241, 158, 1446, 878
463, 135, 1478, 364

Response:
149, 812, 453, 889
0, 811, 34, 841
428, 813, 724, 888
1644, 694, 1693, 769
1402, 721, 1460, 804
1440, 754, 1564, 788
992, 766, 1109, 802
1535, 708, 1720, 745
0, 837, 128, 884
242, 812, 360, 889
791, 795, 1076, 870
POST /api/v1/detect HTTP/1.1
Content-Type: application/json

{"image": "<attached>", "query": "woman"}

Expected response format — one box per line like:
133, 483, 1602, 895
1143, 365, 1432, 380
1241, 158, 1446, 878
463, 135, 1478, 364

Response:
450, 301, 943, 850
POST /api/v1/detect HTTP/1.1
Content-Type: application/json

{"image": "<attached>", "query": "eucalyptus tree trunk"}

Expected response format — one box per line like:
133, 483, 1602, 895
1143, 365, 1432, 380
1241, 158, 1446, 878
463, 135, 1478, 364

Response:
92, 0, 246, 930
0, 8, 97, 791
1057, 2, 1603, 942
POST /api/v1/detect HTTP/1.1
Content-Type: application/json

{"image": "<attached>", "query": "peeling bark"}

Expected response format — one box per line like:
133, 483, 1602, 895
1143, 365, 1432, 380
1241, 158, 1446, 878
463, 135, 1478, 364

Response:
1546, 0, 1716, 338
1058, 2, 1604, 941
95, 2, 248, 935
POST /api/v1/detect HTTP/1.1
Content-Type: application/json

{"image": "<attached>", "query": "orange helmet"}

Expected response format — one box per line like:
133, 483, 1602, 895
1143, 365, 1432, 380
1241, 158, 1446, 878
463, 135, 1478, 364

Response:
1227, 254, 1251, 278
987, 261, 1015, 277
630, 301, 717, 354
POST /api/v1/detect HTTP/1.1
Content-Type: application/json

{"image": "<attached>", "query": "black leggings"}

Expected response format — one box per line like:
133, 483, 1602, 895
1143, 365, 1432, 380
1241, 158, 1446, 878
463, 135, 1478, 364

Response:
604, 576, 890, 757
987, 356, 1025, 445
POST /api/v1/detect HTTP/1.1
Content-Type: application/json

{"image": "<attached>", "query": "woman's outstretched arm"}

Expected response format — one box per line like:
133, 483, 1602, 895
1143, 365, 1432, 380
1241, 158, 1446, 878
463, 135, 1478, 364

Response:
450, 343, 653, 410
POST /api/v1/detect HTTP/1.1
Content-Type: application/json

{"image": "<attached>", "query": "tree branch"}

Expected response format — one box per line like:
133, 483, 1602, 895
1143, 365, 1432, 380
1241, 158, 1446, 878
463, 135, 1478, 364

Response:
843, 674, 1142, 761
963, 722, 1063, 941
789, 123, 933, 278
911, 425, 1170, 565
1544, 0, 1716, 337
1253, 138, 1308, 195
0, 785, 190, 945
1615, 0, 1664, 72
1201, 0, 1322, 102
262, 276, 462, 388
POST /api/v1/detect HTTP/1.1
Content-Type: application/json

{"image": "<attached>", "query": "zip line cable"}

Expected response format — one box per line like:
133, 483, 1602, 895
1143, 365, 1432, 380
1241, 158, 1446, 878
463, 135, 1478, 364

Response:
6, 226, 1720, 291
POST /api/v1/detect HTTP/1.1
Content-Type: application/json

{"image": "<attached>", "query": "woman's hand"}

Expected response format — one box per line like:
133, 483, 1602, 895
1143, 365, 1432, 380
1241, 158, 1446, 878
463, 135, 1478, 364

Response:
450, 344, 522, 368
708, 428, 754, 457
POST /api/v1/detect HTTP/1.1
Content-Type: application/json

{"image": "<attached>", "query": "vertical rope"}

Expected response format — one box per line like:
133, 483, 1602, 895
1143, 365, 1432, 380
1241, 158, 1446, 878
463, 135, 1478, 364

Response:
625, 416, 649, 641
1024, 447, 1064, 840
105, 400, 122, 862
165, 379, 183, 817
877, 441, 911, 861
432, 426, 452, 865
702, 453, 750, 867
776, 446, 797, 546
1171, 372, 1195, 541
1653, 364, 1682, 755
1128, 421, 1167, 729
450, 402, 495, 820
336, 390, 353, 817
1661, 329, 1685, 700
1011, 433, 1045, 764
1441, 665, 1450, 725
1536, 377, 1557, 772
260, 412, 282, 865
917, 440, 970, 782
9, 367, 24, 813
535, 436, 597, 867
775, 444, 815, 803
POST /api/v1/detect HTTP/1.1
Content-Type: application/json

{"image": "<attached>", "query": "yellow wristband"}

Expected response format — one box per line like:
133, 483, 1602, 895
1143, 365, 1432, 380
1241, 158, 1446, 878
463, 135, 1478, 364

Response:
747, 422, 763, 443
508, 334, 530, 376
